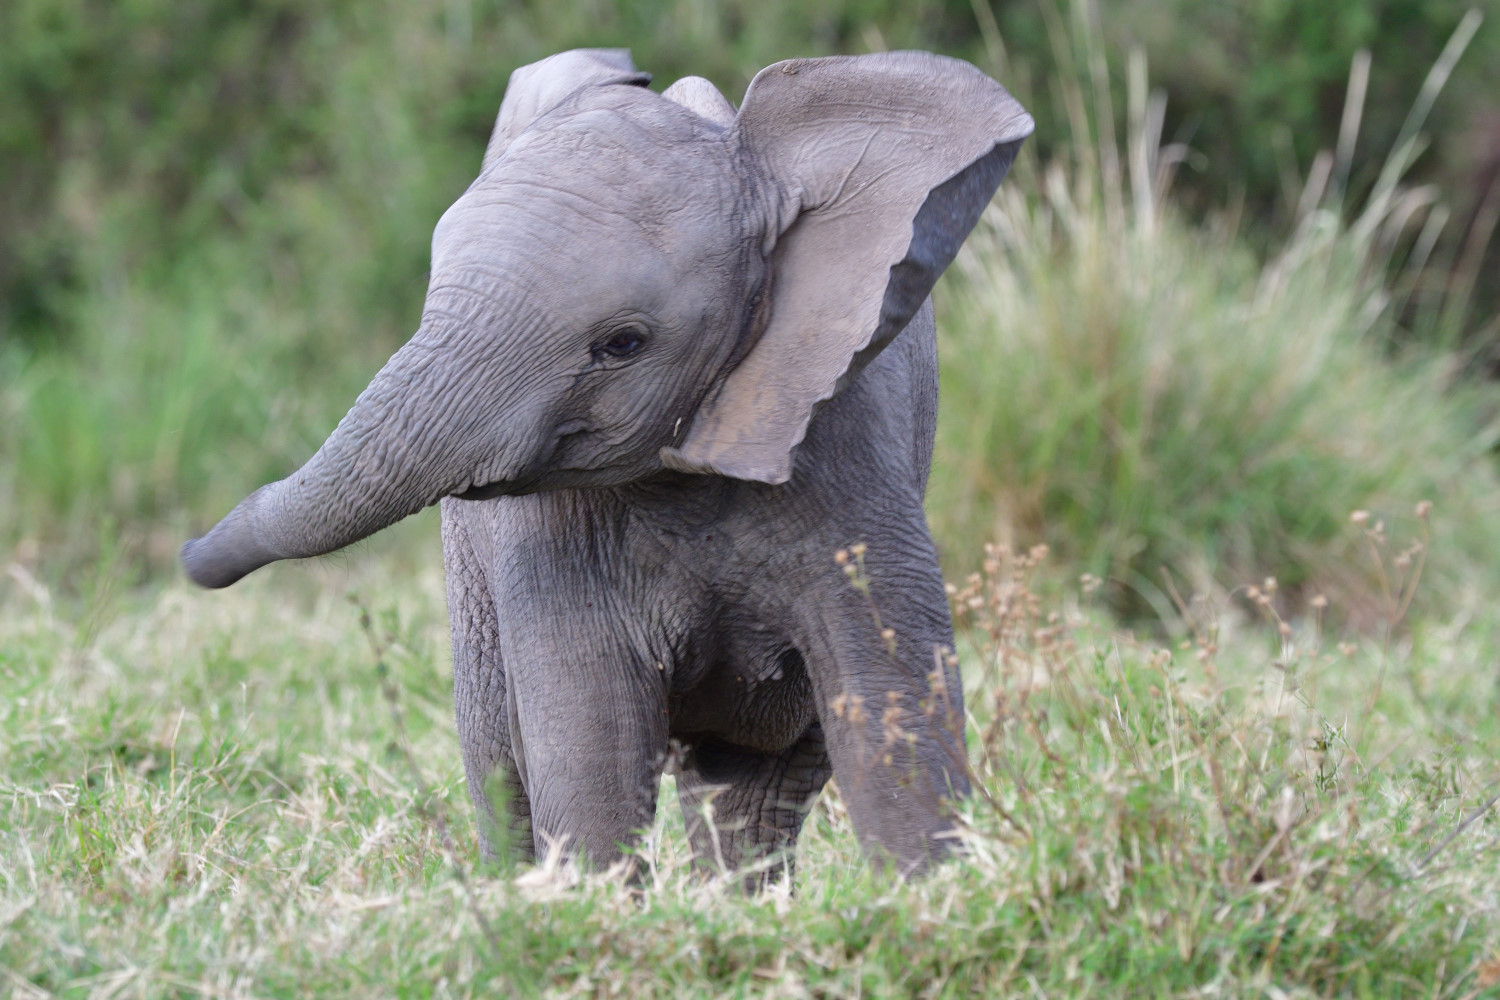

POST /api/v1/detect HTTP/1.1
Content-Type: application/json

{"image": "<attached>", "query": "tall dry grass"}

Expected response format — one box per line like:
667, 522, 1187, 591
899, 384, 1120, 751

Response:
930, 12, 1500, 621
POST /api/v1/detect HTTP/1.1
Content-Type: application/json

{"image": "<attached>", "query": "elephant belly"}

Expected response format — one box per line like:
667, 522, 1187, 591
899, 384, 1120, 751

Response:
668, 641, 815, 754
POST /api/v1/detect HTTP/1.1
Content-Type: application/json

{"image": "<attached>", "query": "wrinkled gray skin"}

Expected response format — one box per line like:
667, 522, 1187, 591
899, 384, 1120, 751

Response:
183, 49, 1032, 882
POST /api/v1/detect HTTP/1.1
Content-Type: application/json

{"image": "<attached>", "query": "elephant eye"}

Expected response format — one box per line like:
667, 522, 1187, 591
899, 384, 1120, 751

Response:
598, 326, 648, 359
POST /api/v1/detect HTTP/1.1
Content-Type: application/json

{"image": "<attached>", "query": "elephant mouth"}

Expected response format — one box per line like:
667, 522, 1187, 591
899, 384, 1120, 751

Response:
449, 419, 591, 501
452, 463, 643, 499
453, 478, 529, 501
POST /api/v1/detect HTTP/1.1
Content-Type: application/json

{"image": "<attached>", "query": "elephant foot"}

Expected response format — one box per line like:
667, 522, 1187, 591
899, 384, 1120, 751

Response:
675, 724, 832, 892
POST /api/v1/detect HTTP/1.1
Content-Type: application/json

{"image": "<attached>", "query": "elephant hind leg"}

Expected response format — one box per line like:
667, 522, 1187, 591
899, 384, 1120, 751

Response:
676, 723, 832, 891
443, 507, 532, 864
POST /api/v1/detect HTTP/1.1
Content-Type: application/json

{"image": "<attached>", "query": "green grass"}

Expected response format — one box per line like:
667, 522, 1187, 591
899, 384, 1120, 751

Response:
3, 531, 1498, 996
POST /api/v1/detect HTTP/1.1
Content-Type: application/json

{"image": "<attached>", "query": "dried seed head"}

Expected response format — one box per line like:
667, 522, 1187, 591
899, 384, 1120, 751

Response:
1310, 594, 1328, 609
1350, 510, 1370, 525
881, 712, 905, 740
1263, 577, 1278, 594
1415, 499, 1432, 519
834, 549, 849, 566
1278, 621, 1292, 639
850, 542, 867, 557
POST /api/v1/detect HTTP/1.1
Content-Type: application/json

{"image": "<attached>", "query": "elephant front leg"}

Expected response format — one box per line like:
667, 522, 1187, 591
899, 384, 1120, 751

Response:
676, 722, 832, 891
799, 546, 970, 876
503, 628, 671, 874
443, 509, 532, 863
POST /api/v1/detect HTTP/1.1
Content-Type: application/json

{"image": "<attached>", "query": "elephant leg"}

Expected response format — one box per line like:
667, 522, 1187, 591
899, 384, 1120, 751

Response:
676, 722, 832, 891
503, 628, 670, 873
798, 533, 969, 876
442, 508, 531, 863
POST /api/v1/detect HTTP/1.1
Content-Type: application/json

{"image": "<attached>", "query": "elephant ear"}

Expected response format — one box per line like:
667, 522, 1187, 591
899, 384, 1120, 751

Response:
661, 52, 1033, 484
482, 49, 651, 171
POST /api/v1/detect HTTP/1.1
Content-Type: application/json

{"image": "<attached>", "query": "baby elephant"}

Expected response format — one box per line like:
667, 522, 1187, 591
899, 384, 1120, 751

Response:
183, 49, 1032, 881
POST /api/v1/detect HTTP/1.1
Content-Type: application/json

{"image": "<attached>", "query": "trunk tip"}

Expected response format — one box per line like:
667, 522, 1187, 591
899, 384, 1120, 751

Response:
181, 536, 256, 589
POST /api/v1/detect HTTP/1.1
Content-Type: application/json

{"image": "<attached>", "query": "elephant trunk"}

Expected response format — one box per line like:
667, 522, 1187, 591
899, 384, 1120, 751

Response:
182, 324, 519, 589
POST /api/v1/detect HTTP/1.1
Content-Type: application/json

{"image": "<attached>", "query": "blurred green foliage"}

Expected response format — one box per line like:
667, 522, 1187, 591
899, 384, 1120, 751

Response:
1014, 0, 1499, 216
3, 0, 1494, 348
0, 0, 983, 349
0, 0, 1496, 607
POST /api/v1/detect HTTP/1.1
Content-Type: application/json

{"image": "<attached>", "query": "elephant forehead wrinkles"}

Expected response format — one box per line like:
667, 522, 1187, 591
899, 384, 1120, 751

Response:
434, 177, 734, 279
515, 86, 733, 169
445, 101, 747, 253
429, 194, 749, 347
422, 268, 559, 341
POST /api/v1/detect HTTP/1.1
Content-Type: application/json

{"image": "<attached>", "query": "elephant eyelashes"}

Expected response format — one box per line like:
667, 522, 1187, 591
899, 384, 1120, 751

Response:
596, 326, 649, 360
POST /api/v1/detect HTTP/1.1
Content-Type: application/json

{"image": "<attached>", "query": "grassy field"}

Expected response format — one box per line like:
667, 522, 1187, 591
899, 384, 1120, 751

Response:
4, 512, 1499, 996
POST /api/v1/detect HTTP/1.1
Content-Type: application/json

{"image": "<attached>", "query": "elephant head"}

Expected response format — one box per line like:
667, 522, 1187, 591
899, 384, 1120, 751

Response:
182, 49, 1032, 588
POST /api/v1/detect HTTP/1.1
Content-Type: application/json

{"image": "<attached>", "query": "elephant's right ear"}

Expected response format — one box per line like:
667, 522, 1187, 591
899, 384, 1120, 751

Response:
482, 49, 651, 171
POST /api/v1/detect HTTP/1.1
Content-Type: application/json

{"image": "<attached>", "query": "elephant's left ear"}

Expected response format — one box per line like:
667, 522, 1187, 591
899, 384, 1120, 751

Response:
662, 52, 1032, 484
482, 49, 651, 171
